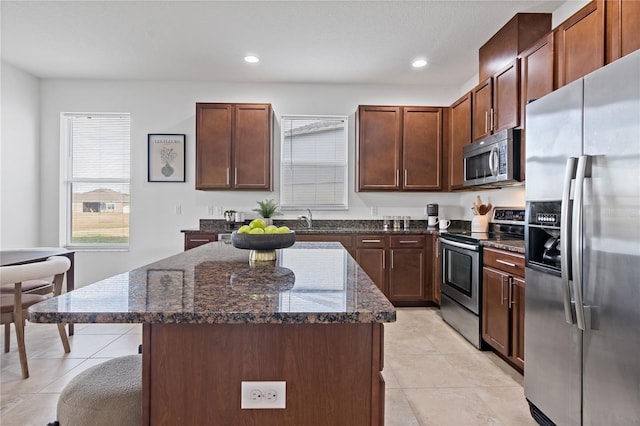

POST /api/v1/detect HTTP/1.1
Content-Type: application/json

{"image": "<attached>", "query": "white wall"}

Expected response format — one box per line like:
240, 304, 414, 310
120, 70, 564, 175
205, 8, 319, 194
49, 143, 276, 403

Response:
1, 61, 41, 248
38, 79, 525, 287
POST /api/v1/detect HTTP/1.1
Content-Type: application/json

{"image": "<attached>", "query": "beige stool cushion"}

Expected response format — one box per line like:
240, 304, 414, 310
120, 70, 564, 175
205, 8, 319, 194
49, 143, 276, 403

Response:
57, 355, 142, 426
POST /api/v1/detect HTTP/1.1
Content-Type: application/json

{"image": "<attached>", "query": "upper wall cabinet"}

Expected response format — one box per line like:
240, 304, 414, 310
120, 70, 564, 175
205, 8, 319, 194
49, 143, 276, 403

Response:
606, 0, 640, 64
196, 103, 272, 190
472, 59, 521, 142
448, 92, 472, 190
519, 32, 555, 128
555, 0, 605, 88
479, 13, 552, 82
357, 105, 443, 191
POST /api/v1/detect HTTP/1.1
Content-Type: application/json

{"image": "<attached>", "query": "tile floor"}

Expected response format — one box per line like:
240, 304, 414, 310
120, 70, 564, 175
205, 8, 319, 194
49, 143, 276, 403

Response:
0, 307, 536, 425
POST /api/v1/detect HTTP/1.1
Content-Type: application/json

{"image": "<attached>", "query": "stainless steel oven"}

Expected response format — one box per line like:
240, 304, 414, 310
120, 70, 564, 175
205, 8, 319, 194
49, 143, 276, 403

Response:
439, 237, 482, 348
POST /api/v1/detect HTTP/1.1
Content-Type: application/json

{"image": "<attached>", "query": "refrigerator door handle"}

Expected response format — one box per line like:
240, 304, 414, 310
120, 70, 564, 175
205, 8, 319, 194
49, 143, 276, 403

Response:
561, 157, 577, 325
572, 155, 590, 330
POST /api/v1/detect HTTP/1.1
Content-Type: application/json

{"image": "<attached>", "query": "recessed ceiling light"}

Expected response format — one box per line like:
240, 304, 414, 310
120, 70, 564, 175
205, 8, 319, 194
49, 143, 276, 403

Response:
244, 55, 260, 63
412, 58, 427, 68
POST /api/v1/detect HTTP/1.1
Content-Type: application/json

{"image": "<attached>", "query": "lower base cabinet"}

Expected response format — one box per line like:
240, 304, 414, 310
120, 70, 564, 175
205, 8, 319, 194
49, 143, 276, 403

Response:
184, 232, 218, 250
481, 247, 525, 371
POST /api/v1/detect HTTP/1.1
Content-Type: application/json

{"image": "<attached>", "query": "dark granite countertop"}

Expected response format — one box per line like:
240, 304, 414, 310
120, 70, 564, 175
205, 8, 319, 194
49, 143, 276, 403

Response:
482, 240, 525, 254
29, 242, 396, 325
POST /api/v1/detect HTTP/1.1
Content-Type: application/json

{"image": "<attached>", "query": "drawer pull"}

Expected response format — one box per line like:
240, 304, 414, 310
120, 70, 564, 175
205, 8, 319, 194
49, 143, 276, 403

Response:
399, 240, 418, 244
190, 239, 211, 242
362, 239, 382, 243
496, 259, 517, 268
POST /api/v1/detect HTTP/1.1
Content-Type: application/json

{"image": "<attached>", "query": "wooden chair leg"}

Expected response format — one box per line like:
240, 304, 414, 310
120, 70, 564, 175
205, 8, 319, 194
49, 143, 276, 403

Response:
4, 323, 10, 352
15, 319, 29, 379
57, 323, 71, 353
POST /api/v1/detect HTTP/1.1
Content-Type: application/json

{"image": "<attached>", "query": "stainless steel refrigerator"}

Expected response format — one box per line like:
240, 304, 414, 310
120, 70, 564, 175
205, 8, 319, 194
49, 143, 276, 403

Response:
524, 49, 640, 425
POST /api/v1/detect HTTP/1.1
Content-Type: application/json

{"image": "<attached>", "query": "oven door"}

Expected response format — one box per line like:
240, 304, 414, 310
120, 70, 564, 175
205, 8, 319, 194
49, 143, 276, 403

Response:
440, 238, 480, 314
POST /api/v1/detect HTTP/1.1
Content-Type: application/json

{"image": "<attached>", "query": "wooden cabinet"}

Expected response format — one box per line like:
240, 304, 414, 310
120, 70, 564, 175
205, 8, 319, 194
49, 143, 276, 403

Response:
356, 235, 387, 294
555, 0, 605, 87
479, 13, 552, 82
472, 60, 521, 142
448, 93, 472, 190
184, 232, 217, 251
196, 103, 272, 190
519, 32, 555, 125
431, 234, 441, 305
357, 105, 443, 191
606, 0, 640, 64
295, 233, 355, 258
355, 234, 433, 305
388, 235, 425, 301
482, 247, 525, 371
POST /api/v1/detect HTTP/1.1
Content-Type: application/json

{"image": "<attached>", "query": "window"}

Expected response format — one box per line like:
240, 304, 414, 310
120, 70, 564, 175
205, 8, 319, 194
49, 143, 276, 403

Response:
280, 115, 348, 210
61, 113, 130, 249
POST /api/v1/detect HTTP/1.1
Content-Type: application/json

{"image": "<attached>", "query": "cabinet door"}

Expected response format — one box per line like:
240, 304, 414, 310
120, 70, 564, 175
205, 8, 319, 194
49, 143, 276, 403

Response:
196, 103, 233, 189
388, 248, 425, 301
233, 104, 272, 190
555, 0, 605, 87
472, 78, 493, 142
356, 248, 386, 293
606, 0, 640, 64
357, 106, 402, 191
402, 107, 442, 190
482, 266, 510, 357
449, 93, 472, 190
510, 276, 525, 370
493, 60, 520, 133
520, 32, 554, 127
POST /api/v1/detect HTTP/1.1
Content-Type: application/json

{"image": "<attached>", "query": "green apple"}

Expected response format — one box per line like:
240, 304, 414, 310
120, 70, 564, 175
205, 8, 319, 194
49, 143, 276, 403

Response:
264, 225, 278, 234
237, 225, 251, 234
276, 226, 290, 234
249, 218, 266, 229
249, 227, 265, 234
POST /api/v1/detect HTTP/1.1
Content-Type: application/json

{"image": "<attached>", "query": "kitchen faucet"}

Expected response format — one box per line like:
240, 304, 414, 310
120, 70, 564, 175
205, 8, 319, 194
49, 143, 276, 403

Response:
298, 209, 313, 229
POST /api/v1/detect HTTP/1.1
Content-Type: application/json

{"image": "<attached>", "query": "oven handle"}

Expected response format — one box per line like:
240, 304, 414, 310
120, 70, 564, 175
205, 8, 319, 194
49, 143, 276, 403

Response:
439, 238, 479, 252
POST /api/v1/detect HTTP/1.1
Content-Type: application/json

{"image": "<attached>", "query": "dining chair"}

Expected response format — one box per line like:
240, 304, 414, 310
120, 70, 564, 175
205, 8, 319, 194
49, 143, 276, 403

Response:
1, 256, 72, 378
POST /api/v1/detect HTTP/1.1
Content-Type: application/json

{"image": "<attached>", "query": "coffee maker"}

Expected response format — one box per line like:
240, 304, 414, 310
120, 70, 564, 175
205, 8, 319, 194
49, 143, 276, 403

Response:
427, 203, 438, 227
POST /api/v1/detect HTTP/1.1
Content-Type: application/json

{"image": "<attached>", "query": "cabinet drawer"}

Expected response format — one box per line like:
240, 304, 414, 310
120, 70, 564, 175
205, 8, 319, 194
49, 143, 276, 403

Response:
356, 235, 386, 248
389, 235, 425, 248
483, 247, 525, 277
184, 232, 218, 251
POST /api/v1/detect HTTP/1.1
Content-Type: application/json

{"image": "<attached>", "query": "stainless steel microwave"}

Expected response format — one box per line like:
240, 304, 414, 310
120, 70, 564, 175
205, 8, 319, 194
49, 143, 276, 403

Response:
463, 128, 521, 187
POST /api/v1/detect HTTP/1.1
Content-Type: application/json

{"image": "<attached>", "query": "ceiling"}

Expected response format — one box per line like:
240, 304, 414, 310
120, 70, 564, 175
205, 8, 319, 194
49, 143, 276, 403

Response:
1, 0, 565, 87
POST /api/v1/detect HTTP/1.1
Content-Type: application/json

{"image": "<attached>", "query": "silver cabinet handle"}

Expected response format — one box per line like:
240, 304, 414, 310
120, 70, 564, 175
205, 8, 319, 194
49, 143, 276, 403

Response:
382, 251, 386, 270
485, 111, 489, 133
399, 240, 418, 244
508, 277, 513, 309
190, 239, 210, 242
234, 168, 238, 184
226, 168, 230, 185
561, 157, 577, 325
404, 169, 408, 185
501, 275, 507, 305
496, 259, 517, 268
490, 108, 495, 131
572, 155, 590, 331
362, 239, 381, 243
396, 169, 400, 187
390, 250, 394, 269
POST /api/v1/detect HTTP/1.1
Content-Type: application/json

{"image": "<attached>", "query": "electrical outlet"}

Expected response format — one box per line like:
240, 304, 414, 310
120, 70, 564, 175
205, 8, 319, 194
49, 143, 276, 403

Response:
241, 381, 286, 409
207, 206, 215, 215
175, 204, 182, 215
215, 206, 223, 216
371, 206, 378, 216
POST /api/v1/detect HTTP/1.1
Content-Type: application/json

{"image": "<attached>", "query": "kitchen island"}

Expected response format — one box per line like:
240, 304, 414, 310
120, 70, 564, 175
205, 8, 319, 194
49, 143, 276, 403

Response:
29, 241, 395, 426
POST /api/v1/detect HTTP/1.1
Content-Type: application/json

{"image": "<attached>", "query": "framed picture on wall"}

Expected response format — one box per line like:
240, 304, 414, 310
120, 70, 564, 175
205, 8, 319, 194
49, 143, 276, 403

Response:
148, 134, 185, 182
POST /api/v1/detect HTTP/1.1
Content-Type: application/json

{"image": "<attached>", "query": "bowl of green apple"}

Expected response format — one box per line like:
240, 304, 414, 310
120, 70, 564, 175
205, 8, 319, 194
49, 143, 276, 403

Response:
231, 219, 295, 256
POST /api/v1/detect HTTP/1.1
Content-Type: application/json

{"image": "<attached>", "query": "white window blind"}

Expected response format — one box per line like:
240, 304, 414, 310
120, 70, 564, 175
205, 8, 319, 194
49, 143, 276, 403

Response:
280, 115, 348, 210
62, 113, 131, 249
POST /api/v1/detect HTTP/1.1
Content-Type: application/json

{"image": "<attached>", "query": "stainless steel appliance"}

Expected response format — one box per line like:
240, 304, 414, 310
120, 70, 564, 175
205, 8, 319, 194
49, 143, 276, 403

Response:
440, 207, 525, 349
524, 50, 640, 425
463, 128, 521, 187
